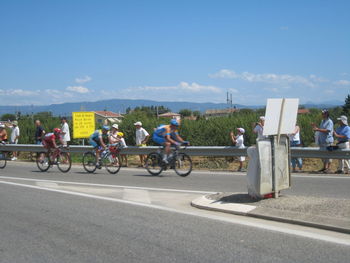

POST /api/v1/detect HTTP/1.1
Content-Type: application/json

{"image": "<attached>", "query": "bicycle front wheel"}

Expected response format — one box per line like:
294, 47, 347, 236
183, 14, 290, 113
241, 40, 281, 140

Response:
0, 152, 7, 169
103, 153, 122, 174
145, 152, 163, 176
57, 152, 72, 173
36, 152, 50, 172
82, 151, 97, 173
174, 153, 192, 177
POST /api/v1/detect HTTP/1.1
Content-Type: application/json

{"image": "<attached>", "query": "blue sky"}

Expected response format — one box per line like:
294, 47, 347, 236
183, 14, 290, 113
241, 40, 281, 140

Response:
0, 0, 349, 106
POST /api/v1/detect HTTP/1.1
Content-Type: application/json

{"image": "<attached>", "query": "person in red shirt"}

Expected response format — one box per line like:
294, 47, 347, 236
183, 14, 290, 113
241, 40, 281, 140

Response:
42, 128, 65, 162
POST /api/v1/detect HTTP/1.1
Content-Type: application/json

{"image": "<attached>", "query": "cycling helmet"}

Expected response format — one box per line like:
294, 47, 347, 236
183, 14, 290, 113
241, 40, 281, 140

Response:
53, 128, 61, 134
170, 119, 179, 126
102, 125, 110, 131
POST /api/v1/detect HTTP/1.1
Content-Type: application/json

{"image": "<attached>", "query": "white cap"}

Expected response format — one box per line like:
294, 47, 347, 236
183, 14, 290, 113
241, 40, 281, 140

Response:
112, 124, 119, 129
259, 116, 265, 121
134, 121, 142, 126
237, 128, 245, 134
337, 115, 348, 125
0, 124, 5, 128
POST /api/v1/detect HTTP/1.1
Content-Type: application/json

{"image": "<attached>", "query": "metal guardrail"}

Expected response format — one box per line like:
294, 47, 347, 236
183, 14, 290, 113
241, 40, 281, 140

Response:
0, 144, 350, 159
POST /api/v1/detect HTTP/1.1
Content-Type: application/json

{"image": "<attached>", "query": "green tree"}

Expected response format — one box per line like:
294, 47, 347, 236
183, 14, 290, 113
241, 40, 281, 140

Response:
1, 113, 16, 121
179, 109, 192, 117
342, 94, 350, 115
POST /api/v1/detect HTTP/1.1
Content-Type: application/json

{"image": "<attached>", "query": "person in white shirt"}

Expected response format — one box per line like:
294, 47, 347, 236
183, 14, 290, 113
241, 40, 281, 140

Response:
230, 127, 246, 172
288, 124, 303, 172
10, 120, 20, 160
60, 117, 70, 147
253, 116, 268, 141
134, 121, 149, 167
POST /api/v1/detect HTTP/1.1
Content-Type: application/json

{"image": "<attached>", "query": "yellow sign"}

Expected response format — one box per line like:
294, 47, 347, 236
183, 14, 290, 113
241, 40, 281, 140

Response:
72, 112, 95, 139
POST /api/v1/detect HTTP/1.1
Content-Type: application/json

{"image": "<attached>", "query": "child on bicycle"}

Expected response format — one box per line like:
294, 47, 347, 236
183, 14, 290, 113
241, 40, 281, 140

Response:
89, 125, 110, 168
152, 119, 189, 163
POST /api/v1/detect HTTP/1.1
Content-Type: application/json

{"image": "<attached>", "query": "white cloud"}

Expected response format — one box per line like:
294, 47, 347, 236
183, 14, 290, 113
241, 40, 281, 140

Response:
75, 76, 92, 84
134, 82, 221, 93
0, 89, 39, 96
210, 69, 316, 87
66, 86, 90, 93
280, 26, 289, 30
334, 80, 350, 86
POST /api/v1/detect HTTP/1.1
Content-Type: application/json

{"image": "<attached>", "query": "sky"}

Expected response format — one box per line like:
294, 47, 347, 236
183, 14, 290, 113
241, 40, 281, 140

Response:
0, 0, 349, 106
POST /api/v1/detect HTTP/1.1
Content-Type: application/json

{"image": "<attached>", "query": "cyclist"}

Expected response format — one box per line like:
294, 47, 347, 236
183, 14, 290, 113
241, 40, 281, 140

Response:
152, 119, 189, 163
89, 125, 110, 168
0, 124, 8, 143
42, 128, 65, 162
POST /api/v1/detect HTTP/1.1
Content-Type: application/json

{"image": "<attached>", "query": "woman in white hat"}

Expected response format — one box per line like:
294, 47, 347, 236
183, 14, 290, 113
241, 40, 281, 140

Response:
230, 128, 246, 172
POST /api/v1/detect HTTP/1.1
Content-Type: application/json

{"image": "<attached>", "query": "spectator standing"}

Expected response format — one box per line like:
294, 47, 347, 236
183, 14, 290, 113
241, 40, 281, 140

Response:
288, 124, 303, 172
333, 115, 350, 174
134, 121, 149, 167
9, 120, 20, 160
311, 109, 334, 173
253, 116, 267, 140
60, 117, 70, 147
34, 120, 45, 144
230, 128, 246, 172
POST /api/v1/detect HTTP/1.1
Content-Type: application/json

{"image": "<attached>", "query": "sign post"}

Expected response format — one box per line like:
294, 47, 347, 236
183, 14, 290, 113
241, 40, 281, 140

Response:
72, 112, 95, 139
263, 98, 299, 198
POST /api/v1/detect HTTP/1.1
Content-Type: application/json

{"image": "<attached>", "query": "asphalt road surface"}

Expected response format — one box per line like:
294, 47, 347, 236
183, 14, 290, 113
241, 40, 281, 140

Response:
0, 162, 350, 262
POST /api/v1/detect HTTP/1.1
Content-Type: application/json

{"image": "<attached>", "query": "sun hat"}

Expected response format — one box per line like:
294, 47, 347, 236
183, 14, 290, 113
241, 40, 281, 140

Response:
259, 116, 265, 121
0, 124, 5, 128
337, 115, 348, 125
134, 121, 142, 126
112, 124, 119, 129
237, 128, 245, 134
12, 120, 18, 125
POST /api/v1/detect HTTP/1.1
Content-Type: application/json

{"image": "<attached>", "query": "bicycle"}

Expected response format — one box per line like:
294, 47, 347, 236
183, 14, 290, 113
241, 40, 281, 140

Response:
82, 144, 122, 174
36, 146, 72, 173
145, 144, 192, 177
0, 141, 8, 169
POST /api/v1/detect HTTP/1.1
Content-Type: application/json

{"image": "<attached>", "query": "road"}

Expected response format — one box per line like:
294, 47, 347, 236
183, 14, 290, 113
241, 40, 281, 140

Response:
0, 162, 350, 262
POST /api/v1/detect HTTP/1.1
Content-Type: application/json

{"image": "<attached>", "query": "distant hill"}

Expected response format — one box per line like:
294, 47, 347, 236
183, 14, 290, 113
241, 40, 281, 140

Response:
0, 99, 252, 116
0, 98, 343, 116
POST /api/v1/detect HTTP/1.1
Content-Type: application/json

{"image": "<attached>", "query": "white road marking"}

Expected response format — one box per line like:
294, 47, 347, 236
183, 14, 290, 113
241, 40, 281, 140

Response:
123, 189, 151, 204
0, 176, 216, 194
0, 179, 349, 246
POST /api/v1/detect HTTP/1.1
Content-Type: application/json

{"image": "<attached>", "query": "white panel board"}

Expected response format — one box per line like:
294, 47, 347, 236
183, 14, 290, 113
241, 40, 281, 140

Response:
263, 98, 299, 136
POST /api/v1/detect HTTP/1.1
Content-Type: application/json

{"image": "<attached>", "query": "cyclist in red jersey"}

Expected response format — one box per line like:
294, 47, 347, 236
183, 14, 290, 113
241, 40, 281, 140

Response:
42, 128, 65, 161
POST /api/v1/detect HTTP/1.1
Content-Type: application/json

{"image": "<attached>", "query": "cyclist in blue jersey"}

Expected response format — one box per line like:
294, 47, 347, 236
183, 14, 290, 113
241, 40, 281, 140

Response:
153, 119, 189, 163
89, 125, 110, 167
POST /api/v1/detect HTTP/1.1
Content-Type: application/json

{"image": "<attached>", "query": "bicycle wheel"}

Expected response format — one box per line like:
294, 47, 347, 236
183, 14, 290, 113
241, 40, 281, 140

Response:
0, 152, 6, 169
57, 152, 72, 173
103, 153, 122, 174
82, 151, 97, 173
36, 152, 50, 172
174, 153, 192, 177
145, 152, 163, 176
